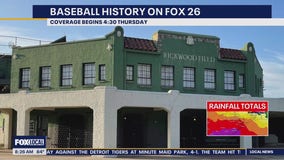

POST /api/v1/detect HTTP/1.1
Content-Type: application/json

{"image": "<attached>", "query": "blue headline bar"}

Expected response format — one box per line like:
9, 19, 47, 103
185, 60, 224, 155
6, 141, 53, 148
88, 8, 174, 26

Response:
46, 149, 246, 155
33, 5, 272, 18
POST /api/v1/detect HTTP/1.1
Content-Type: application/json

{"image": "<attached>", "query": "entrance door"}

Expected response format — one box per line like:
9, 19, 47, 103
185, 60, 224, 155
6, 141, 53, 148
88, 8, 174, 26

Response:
180, 109, 206, 147
117, 107, 168, 148
122, 113, 144, 148
58, 114, 85, 148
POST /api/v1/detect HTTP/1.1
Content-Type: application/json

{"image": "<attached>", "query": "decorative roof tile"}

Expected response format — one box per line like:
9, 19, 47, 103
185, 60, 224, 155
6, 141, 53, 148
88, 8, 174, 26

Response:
220, 48, 247, 61
124, 37, 157, 52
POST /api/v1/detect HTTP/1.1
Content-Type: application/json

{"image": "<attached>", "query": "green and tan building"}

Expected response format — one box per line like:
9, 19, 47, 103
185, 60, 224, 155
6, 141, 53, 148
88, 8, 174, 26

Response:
0, 26, 283, 149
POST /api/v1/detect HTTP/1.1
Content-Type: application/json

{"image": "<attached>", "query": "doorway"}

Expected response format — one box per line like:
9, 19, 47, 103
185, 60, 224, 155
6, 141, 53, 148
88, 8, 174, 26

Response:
117, 107, 167, 148
58, 114, 85, 148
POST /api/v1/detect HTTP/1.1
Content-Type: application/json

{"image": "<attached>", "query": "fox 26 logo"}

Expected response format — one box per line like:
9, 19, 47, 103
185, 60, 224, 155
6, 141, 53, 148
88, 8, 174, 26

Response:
13, 136, 46, 148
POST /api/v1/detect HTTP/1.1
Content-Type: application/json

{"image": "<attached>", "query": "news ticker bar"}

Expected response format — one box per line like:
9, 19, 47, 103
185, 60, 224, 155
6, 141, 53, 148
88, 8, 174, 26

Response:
12, 148, 284, 156
33, 5, 271, 18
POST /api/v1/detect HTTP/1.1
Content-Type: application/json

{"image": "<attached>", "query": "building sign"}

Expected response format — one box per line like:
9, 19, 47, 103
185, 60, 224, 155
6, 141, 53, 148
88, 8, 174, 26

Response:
163, 52, 216, 63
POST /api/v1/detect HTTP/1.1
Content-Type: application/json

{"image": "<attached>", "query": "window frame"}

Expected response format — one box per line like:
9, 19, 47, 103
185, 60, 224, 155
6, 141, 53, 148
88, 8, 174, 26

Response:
239, 74, 245, 88
99, 64, 106, 81
224, 70, 235, 91
83, 63, 96, 85
204, 68, 216, 90
40, 66, 51, 88
183, 67, 195, 88
20, 68, 30, 89
161, 65, 174, 88
126, 65, 134, 81
137, 63, 152, 86
60, 64, 72, 86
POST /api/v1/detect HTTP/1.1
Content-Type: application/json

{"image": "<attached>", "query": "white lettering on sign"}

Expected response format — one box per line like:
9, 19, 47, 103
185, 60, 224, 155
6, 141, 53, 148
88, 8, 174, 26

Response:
163, 52, 216, 63
14, 139, 44, 146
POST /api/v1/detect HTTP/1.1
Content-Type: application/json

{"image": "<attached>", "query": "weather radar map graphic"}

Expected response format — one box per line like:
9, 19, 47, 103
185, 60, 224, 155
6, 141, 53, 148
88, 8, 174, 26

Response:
207, 101, 268, 136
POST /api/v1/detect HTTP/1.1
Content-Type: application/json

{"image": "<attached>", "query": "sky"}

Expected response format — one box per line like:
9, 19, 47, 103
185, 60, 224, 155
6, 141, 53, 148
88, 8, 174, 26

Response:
0, 0, 284, 98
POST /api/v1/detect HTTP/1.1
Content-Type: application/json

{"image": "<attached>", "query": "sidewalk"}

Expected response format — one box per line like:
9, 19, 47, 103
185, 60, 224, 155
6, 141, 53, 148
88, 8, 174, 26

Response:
0, 149, 12, 153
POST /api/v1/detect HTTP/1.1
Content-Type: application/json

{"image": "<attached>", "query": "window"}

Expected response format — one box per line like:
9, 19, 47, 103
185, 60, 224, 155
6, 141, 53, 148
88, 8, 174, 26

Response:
20, 68, 30, 88
183, 67, 195, 88
137, 64, 151, 86
61, 65, 72, 86
40, 66, 51, 88
204, 69, 216, 89
224, 71, 235, 90
126, 65, 134, 81
99, 64, 106, 81
161, 65, 174, 87
83, 63, 95, 85
239, 74, 245, 88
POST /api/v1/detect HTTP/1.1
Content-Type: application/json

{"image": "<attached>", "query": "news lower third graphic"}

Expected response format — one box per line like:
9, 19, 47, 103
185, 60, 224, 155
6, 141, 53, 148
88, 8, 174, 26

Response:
207, 101, 269, 136
29, 5, 273, 26
33, 5, 272, 18
13, 136, 46, 155
12, 136, 284, 156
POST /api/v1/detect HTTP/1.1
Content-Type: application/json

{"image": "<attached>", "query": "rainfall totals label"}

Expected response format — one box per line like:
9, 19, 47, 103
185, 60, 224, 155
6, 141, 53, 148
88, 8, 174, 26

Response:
207, 101, 269, 136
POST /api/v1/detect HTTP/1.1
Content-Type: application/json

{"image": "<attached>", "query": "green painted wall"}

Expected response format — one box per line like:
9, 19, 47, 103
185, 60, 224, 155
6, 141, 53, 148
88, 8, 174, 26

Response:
11, 33, 115, 93
112, 26, 125, 89
123, 30, 258, 96
10, 27, 263, 97
242, 42, 263, 97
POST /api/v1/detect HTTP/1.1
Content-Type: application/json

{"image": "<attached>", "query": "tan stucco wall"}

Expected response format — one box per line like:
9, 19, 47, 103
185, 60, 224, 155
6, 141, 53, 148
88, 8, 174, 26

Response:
0, 86, 284, 149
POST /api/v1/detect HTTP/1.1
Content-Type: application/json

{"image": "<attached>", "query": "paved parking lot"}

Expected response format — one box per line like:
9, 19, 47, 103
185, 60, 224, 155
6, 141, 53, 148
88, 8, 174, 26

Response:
1, 150, 284, 160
